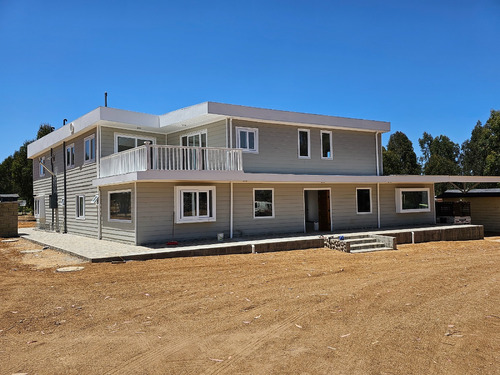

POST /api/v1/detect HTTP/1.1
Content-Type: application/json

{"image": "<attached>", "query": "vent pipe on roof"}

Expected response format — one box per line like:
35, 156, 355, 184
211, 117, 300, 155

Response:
104, 92, 108, 107
63, 119, 68, 126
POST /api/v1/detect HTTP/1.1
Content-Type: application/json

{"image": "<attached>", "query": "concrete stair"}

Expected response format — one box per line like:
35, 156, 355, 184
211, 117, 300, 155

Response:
333, 234, 394, 253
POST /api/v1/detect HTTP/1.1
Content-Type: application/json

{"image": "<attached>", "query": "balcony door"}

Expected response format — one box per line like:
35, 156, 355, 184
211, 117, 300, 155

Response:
180, 131, 207, 170
181, 131, 207, 147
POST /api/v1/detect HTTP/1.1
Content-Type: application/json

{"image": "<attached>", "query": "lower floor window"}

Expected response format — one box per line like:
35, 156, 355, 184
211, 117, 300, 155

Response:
176, 186, 216, 223
356, 188, 372, 214
109, 191, 132, 221
254, 189, 274, 218
34, 196, 44, 218
395, 188, 431, 213
76, 195, 85, 219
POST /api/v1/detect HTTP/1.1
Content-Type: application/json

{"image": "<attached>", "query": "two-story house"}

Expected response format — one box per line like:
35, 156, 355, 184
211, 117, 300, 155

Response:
28, 102, 483, 246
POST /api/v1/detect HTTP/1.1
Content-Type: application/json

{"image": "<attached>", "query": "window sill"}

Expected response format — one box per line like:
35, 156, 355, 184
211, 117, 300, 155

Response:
176, 217, 216, 224
396, 209, 431, 214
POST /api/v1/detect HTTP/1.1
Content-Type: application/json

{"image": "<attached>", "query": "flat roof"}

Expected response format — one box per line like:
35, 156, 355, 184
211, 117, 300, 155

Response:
439, 188, 500, 198
28, 102, 390, 158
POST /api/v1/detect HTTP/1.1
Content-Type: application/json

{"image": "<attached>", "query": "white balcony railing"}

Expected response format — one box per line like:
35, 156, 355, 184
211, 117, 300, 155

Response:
99, 144, 243, 178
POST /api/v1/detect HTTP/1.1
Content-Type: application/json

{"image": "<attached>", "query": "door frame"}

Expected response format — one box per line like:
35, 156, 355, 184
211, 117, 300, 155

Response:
303, 188, 333, 233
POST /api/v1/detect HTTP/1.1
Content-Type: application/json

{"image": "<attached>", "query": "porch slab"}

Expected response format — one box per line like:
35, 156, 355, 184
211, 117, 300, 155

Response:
19, 224, 484, 262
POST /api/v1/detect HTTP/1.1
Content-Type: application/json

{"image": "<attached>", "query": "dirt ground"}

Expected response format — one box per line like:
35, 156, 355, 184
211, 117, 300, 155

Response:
1, 230, 499, 375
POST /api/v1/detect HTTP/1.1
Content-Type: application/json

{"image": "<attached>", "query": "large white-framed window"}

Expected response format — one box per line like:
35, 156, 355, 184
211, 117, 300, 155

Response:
356, 188, 372, 214
34, 196, 45, 219
175, 186, 216, 223
180, 130, 207, 147
114, 133, 156, 153
84, 134, 96, 164
395, 188, 431, 213
76, 195, 85, 219
39, 157, 45, 177
253, 188, 274, 219
298, 129, 310, 159
66, 144, 75, 169
321, 130, 333, 160
236, 127, 259, 153
108, 190, 132, 222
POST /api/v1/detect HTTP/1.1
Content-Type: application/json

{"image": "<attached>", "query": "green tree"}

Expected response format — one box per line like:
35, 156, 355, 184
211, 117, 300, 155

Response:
484, 110, 500, 176
37, 123, 55, 139
419, 133, 460, 175
383, 131, 420, 175
461, 120, 489, 175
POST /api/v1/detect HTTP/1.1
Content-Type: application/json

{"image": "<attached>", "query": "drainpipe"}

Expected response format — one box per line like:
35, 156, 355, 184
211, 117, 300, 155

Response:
375, 132, 380, 176
229, 118, 233, 148
230, 181, 234, 238
63, 141, 67, 233
97, 125, 102, 239
50, 148, 55, 230
377, 183, 381, 228
225, 118, 229, 148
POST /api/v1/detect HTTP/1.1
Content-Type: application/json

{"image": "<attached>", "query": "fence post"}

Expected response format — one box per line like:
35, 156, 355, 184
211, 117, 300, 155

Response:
145, 142, 151, 170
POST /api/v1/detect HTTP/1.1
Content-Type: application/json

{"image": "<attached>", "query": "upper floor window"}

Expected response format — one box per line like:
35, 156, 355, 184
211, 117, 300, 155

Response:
115, 134, 156, 153
321, 131, 333, 160
66, 144, 75, 169
181, 130, 207, 147
298, 129, 310, 159
175, 186, 216, 223
236, 127, 258, 153
356, 188, 372, 214
84, 135, 95, 163
395, 188, 431, 213
39, 156, 45, 177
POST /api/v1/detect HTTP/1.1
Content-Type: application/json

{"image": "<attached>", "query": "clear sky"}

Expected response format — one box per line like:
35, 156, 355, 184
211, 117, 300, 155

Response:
0, 0, 499, 162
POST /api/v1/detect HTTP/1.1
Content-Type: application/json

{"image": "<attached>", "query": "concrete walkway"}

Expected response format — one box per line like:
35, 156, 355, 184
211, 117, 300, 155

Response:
19, 224, 484, 262
19, 228, 325, 262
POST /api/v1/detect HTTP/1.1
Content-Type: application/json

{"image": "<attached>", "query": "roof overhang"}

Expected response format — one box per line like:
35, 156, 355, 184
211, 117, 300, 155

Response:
92, 172, 500, 187
159, 102, 391, 134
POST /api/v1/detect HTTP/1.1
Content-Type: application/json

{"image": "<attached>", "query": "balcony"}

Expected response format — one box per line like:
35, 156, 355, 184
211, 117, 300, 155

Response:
99, 144, 243, 178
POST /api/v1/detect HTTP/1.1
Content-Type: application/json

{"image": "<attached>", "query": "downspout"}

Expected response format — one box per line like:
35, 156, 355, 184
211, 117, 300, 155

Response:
229, 118, 233, 148
63, 141, 67, 233
50, 148, 55, 230
375, 132, 380, 176
377, 183, 381, 228
225, 118, 229, 148
97, 125, 102, 239
134, 181, 138, 245
230, 181, 234, 238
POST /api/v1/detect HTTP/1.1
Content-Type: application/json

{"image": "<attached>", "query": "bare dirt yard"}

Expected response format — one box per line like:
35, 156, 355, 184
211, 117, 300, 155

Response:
1, 233, 499, 375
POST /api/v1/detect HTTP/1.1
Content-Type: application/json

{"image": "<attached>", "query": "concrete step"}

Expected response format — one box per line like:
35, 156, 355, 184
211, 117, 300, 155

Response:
345, 238, 376, 245
350, 241, 386, 251
350, 246, 394, 254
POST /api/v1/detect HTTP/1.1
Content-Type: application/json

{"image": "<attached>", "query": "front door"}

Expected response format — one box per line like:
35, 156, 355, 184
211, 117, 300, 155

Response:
318, 190, 331, 231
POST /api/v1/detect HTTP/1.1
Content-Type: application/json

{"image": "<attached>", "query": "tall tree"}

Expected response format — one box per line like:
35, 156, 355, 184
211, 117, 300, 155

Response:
419, 133, 460, 175
383, 131, 420, 175
37, 123, 55, 139
484, 110, 500, 176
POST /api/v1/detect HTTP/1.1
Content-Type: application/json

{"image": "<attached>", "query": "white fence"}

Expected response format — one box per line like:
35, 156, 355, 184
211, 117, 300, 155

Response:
99, 145, 243, 178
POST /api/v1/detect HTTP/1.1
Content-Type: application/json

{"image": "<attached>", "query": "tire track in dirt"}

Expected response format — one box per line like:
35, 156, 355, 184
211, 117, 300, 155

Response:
200, 311, 309, 375
103, 338, 191, 375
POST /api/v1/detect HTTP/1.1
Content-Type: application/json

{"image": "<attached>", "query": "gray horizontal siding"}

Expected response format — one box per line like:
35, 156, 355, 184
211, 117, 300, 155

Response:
166, 120, 227, 148
136, 182, 231, 244
379, 184, 435, 227
231, 119, 378, 175
100, 183, 136, 244
331, 184, 378, 230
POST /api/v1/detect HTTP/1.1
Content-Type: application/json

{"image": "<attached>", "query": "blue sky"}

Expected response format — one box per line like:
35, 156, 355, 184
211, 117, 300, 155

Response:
0, 0, 499, 162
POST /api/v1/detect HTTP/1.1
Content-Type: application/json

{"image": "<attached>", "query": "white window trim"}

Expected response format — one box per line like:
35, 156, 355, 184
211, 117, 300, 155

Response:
76, 195, 85, 220
395, 187, 431, 213
34, 196, 45, 218
320, 130, 333, 160
114, 133, 156, 153
66, 144, 75, 169
84, 134, 96, 164
39, 157, 45, 177
356, 187, 372, 215
253, 188, 275, 219
174, 186, 217, 224
108, 189, 132, 223
180, 129, 208, 147
235, 126, 259, 153
298, 129, 310, 159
